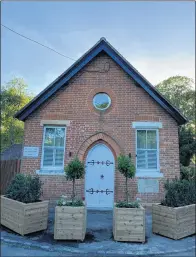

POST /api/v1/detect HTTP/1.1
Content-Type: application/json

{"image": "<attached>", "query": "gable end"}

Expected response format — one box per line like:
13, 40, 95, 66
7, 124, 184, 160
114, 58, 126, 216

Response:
14, 38, 187, 125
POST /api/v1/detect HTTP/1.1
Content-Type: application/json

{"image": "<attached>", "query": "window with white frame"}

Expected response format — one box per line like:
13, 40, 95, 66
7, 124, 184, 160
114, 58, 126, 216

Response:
41, 127, 66, 169
136, 129, 159, 171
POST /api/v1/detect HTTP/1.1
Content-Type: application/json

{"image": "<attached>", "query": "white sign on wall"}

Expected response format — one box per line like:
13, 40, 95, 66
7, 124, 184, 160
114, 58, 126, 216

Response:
138, 179, 159, 193
23, 147, 39, 158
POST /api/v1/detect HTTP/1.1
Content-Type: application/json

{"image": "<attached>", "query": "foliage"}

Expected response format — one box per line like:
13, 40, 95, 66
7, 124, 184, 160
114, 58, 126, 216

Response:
156, 76, 195, 122
180, 165, 196, 181
161, 178, 196, 207
179, 126, 196, 166
192, 155, 196, 165
117, 155, 135, 205
64, 157, 85, 203
5, 174, 43, 203
1, 78, 33, 152
116, 200, 140, 208
65, 157, 85, 180
57, 196, 84, 207
96, 102, 109, 109
156, 76, 195, 166
117, 155, 135, 179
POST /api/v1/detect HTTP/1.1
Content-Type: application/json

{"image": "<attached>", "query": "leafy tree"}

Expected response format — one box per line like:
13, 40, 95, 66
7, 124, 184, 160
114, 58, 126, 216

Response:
96, 102, 109, 109
180, 165, 195, 181
1, 78, 33, 152
64, 157, 85, 203
192, 155, 196, 165
117, 155, 135, 204
156, 76, 196, 166
156, 76, 195, 122
179, 126, 196, 166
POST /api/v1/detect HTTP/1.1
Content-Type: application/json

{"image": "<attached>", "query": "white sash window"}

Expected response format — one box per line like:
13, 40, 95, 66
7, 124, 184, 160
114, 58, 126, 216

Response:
136, 129, 159, 172
41, 126, 66, 170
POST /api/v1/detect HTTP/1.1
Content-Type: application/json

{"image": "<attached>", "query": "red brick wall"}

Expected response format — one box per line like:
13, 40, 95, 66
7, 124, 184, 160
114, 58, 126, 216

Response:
20, 53, 180, 203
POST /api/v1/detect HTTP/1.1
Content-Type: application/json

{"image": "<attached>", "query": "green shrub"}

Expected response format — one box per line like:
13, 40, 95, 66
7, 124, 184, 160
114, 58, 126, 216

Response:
161, 178, 196, 207
180, 165, 196, 181
5, 174, 43, 203
116, 200, 140, 208
117, 154, 135, 204
64, 157, 85, 203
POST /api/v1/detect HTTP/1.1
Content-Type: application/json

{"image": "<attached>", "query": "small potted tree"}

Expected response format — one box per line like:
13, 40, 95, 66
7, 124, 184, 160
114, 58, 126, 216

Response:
113, 155, 145, 242
1, 174, 49, 236
54, 157, 86, 241
152, 178, 196, 239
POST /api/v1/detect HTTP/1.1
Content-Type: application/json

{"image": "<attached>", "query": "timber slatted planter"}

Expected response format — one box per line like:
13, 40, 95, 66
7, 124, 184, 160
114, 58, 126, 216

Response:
1, 195, 49, 236
113, 205, 145, 242
54, 205, 86, 241
152, 204, 196, 240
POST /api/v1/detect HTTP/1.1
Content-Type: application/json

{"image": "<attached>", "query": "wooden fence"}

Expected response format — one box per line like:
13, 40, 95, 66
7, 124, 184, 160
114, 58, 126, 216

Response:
1, 160, 21, 195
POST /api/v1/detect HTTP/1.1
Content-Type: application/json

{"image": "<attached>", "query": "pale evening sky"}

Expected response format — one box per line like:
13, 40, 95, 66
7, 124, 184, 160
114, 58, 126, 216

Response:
1, 1, 195, 95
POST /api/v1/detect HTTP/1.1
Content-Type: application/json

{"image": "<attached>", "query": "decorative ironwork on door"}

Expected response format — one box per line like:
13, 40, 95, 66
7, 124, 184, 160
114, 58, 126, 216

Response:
86, 188, 113, 195
87, 160, 113, 166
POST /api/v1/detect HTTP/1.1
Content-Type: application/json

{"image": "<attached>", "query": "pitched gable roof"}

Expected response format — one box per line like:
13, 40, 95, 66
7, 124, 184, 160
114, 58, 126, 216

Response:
15, 38, 187, 125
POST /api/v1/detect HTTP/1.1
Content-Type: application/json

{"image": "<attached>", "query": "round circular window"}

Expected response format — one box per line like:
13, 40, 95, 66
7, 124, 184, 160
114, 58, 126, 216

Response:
93, 93, 111, 110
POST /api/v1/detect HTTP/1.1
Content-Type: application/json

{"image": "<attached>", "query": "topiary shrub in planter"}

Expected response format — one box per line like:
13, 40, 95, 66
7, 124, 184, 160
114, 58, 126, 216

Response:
1, 174, 49, 236
152, 178, 196, 239
113, 155, 145, 243
54, 157, 86, 241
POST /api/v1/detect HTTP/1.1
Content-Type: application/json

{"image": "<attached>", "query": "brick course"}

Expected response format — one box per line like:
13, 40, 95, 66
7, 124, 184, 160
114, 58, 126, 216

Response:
20, 53, 180, 203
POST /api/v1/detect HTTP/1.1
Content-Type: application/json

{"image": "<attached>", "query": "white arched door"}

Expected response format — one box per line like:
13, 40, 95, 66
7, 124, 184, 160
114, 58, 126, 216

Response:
85, 143, 115, 209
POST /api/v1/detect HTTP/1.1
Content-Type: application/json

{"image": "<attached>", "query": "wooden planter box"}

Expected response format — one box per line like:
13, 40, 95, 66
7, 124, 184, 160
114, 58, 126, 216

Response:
113, 205, 145, 242
54, 205, 86, 241
1, 195, 49, 235
152, 204, 196, 240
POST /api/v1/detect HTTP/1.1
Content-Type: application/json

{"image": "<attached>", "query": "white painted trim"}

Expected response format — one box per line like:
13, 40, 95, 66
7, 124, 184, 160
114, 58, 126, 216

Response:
132, 122, 162, 129
41, 126, 67, 170
36, 170, 65, 175
40, 120, 70, 126
135, 129, 160, 174
135, 171, 163, 178
93, 93, 111, 111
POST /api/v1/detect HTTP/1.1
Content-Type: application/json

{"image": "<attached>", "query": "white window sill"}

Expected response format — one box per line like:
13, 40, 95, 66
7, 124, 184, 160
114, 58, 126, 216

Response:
36, 169, 65, 175
135, 171, 163, 178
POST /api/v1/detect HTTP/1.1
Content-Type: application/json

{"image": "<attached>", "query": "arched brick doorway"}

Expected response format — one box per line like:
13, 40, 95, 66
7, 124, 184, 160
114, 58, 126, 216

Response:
77, 132, 122, 208
77, 132, 122, 161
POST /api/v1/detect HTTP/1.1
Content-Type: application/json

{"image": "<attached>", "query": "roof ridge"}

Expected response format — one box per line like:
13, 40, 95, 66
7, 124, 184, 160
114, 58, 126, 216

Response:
14, 38, 187, 125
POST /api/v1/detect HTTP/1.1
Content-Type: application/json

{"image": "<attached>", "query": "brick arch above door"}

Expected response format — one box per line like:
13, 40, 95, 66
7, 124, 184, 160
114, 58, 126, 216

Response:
77, 132, 122, 161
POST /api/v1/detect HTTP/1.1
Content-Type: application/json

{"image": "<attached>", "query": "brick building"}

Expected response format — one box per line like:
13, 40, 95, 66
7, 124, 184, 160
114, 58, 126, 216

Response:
15, 38, 187, 208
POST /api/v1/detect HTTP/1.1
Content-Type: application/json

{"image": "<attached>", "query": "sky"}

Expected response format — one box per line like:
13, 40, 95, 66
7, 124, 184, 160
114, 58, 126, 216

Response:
1, 1, 195, 95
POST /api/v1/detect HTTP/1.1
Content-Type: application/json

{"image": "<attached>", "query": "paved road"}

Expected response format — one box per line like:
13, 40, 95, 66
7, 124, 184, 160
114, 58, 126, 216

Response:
2, 242, 196, 257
